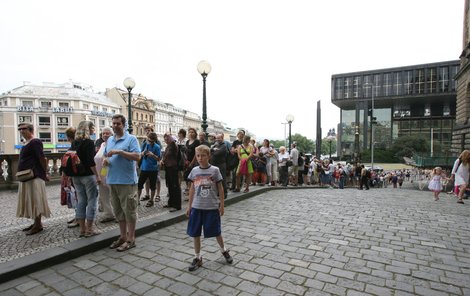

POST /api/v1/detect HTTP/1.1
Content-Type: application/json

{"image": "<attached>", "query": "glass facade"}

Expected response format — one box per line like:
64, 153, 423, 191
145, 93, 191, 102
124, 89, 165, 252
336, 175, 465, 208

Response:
332, 60, 459, 157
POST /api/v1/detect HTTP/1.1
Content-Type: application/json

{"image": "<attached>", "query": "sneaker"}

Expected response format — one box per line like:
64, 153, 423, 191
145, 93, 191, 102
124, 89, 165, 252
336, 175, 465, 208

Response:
188, 257, 203, 271
222, 250, 233, 264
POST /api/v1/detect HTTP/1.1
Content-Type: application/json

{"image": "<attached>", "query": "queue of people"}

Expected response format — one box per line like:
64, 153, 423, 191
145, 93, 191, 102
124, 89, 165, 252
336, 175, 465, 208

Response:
15, 119, 468, 269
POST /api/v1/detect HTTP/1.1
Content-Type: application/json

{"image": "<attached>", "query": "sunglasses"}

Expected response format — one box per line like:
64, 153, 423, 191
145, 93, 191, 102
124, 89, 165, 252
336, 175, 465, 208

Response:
18, 127, 28, 131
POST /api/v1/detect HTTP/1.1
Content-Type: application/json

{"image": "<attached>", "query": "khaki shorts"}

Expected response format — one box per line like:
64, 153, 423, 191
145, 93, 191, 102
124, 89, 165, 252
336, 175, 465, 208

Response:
289, 165, 299, 177
109, 184, 138, 223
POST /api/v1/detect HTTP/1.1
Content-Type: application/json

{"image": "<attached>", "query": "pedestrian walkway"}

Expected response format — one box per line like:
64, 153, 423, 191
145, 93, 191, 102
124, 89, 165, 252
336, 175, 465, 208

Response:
1, 185, 469, 295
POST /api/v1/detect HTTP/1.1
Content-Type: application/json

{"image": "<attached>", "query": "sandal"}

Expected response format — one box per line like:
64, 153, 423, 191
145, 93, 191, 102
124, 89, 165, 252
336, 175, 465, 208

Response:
243, 188, 249, 193
109, 238, 126, 249
84, 230, 101, 237
155, 196, 161, 202
117, 241, 136, 252
141, 195, 150, 201
145, 200, 154, 207
457, 199, 464, 204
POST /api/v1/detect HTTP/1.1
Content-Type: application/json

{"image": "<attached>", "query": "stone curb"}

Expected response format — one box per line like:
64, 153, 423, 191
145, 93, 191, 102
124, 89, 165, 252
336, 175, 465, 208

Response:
0, 185, 293, 284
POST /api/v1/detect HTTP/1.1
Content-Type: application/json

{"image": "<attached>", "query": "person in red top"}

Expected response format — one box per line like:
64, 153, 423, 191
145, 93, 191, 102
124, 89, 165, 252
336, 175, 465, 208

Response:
16, 123, 51, 235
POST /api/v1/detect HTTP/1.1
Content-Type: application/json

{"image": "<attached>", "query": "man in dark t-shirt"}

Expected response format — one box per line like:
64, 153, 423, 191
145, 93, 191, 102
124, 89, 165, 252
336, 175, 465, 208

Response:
229, 130, 245, 191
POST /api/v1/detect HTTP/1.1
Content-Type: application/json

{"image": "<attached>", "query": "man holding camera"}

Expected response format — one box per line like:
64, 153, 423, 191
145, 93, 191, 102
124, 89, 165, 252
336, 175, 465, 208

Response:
137, 132, 161, 207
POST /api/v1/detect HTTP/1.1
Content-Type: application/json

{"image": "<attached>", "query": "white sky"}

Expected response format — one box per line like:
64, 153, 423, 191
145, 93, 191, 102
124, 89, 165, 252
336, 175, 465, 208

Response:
0, 0, 464, 141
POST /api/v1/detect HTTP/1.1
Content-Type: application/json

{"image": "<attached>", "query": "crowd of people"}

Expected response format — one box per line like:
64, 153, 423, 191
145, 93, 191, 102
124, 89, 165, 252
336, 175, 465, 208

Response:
14, 116, 468, 269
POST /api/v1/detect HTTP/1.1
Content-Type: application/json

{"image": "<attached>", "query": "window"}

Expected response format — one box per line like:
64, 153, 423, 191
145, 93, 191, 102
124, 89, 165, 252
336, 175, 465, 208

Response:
404, 71, 413, 95
38, 116, 51, 126
100, 119, 106, 126
438, 67, 449, 92
19, 115, 32, 123
103, 107, 108, 112
93, 106, 99, 111
22, 100, 33, 106
344, 77, 352, 99
57, 116, 69, 126
427, 67, 437, 93
415, 69, 425, 94
59, 102, 69, 108
353, 76, 360, 98
38, 132, 52, 142
383, 73, 392, 96
57, 132, 68, 142
393, 72, 402, 95
83, 103, 89, 110
40, 101, 52, 108
111, 109, 116, 114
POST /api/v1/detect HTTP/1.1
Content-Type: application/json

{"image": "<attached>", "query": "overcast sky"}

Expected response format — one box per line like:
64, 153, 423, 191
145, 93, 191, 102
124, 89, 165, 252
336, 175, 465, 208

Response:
0, 0, 464, 141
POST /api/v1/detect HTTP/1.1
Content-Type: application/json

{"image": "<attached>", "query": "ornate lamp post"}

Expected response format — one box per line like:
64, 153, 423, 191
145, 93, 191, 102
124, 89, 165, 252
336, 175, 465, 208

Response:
123, 77, 136, 134
286, 114, 294, 152
197, 60, 212, 135
327, 128, 336, 159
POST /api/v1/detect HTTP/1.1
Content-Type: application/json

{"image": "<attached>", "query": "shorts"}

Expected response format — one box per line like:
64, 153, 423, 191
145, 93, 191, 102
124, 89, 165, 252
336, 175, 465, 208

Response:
138, 170, 159, 190
109, 184, 138, 223
187, 208, 221, 238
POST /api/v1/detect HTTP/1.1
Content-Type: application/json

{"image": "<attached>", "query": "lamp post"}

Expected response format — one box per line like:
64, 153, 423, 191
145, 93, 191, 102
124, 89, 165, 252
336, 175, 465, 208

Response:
354, 125, 360, 165
281, 122, 288, 148
327, 128, 336, 159
286, 114, 294, 152
197, 60, 212, 136
364, 82, 375, 171
123, 77, 136, 134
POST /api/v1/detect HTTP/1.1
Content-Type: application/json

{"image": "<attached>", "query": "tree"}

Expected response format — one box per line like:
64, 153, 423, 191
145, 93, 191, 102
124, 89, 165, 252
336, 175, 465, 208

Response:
391, 135, 429, 158
269, 133, 315, 153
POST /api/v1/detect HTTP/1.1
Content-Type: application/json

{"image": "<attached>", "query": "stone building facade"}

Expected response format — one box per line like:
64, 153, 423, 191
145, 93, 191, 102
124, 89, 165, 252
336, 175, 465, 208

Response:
452, 0, 470, 155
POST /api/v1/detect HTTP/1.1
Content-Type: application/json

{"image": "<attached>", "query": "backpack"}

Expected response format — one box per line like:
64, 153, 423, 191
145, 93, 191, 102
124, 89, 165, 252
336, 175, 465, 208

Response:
61, 150, 85, 176
365, 170, 371, 178
177, 144, 186, 171
297, 156, 304, 167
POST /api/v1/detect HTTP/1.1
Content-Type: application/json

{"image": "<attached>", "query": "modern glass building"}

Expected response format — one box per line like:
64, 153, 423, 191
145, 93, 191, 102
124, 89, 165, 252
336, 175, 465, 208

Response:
331, 60, 459, 161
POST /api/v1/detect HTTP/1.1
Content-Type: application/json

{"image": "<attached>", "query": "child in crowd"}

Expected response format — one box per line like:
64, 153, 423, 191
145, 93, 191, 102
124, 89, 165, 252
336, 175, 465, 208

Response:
186, 145, 233, 271
428, 166, 447, 201
253, 152, 267, 186
63, 177, 77, 209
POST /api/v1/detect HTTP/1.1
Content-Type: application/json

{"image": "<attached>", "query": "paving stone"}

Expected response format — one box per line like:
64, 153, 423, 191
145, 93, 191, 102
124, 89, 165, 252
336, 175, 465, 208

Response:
277, 280, 306, 295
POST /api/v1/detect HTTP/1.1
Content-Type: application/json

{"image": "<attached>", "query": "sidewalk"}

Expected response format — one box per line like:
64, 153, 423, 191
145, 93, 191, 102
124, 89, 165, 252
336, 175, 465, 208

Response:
0, 182, 274, 283
1, 184, 469, 295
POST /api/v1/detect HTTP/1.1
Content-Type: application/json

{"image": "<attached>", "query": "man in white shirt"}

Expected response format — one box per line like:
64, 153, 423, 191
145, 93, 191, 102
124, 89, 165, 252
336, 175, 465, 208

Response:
290, 143, 299, 186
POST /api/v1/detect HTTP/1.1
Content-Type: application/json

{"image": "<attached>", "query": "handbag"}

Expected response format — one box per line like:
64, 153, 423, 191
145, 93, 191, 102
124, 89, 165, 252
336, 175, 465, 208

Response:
16, 169, 35, 182
286, 160, 293, 167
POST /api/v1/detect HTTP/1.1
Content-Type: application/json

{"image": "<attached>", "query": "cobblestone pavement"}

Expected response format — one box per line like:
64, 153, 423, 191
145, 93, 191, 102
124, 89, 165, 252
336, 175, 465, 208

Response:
1, 186, 470, 295
0, 183, 172, 263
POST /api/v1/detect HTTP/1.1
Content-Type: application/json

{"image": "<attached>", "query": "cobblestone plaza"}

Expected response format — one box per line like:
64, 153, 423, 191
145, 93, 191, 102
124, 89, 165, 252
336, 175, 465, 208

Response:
1, 184, 469, 295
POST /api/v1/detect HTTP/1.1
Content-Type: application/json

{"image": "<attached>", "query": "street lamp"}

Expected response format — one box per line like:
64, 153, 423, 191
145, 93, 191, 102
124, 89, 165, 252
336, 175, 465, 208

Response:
123, 77, 136, 134
327, 128, 336, 159
286, 114, 294, 152
197, 60, 211, 135
364, 82, 375, 171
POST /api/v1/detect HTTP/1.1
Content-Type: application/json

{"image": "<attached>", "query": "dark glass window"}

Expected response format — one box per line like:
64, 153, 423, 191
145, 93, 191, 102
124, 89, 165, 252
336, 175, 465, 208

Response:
438, 67, 449, 92
415, 68, 425, 94
383, 73, 392, 96
393, 72, 402, 95
404, 70, 413, 94
427, 67, 437, 94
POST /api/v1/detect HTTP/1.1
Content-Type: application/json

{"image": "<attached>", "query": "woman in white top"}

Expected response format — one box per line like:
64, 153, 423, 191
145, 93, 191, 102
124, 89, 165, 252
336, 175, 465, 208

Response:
94, 127, 114, 222
278, 146, 290, 187
451, 150, 470, 204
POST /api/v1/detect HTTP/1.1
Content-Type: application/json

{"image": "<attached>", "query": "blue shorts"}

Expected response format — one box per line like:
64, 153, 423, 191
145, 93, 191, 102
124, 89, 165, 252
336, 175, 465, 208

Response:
187, 208, 221, 238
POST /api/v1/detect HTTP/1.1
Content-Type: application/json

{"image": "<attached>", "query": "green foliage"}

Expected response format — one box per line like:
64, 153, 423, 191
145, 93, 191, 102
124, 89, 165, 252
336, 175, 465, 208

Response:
361, 149, 397, 163
269, 133, 315, 153
320, 138, 336, 156
391, 135, 430, 158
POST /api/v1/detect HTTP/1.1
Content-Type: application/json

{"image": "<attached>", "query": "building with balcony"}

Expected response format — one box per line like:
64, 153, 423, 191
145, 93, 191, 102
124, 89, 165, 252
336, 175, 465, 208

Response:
0, 81, 121, 154
331, 60, 459, 161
